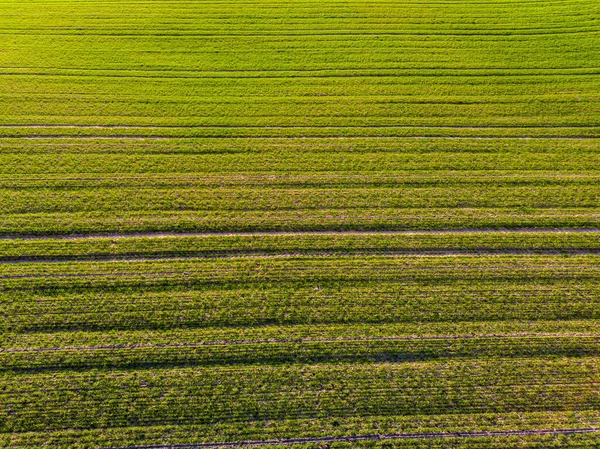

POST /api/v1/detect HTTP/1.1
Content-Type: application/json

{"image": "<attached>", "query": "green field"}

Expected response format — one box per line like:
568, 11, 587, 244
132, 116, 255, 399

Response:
1, 0, 600, 447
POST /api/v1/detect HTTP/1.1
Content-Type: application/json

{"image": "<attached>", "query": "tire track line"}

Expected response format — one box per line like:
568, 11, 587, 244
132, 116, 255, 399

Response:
1, 125, 598, 129
7, 135, 599, 140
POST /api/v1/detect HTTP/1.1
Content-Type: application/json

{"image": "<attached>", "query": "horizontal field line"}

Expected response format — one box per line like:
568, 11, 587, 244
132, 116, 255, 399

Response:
2, 228, 599, 241
4, 65, 600, 73
107, 427, 600, 448
5, 135, 600, 140
5, 71, 600, 80
1, 264, 598, 280
3, 29, 600, 37
5, 206, 600, 219
2, 124, 599, 129
5, 72, 600, 81
3, 333, 599, 354
5, 71, 599, 80
3, 249, 600, 264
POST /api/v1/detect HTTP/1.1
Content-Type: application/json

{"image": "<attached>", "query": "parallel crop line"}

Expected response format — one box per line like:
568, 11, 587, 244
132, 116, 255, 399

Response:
106, 428, 600, 448
5, 29, 600, 36
0, 124, 598, 128
4, 333, 598, 354
3, 249, 600, 264
1, 228, 598, 241
7, 136, 600, 140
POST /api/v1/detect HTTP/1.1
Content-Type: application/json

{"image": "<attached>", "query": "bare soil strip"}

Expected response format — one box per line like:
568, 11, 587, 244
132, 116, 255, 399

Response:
107, 428, 600, 449
1, 228, 599, 241
4, 333, 597, 354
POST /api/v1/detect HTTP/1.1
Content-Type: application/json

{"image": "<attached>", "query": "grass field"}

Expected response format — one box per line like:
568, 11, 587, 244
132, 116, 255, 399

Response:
1, 0, 600, 447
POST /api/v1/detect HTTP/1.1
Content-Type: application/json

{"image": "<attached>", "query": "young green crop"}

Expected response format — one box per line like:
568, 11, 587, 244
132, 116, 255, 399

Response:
2, 0, 600, 446
3, 358, 600, 433
0, 231, 598, 261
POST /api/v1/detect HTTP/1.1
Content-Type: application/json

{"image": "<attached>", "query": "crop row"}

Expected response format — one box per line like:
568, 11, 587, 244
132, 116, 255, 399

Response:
5, 74, 600, 99
4, 152, 600, 175
1, 208, 599, 235
3, 125, 600, 139
2, 357, 599, 433
1, 185, 600, 215
2, 410, 599, 449
4, 433, 600, 449
4, 279, 599, 332
0, 254, 599, 288
10, 18, 596, 35
3, 335, 599, 372
5, 0, 597, 32
4, 43, 597, 80
3, 100, 599, 127
2, 136, 600, 155
2, 232, 599, 261
2, 172, 597, 188
3, 415, 600, 449
6, 115, 599, 127
2, 27, 598, 74
6, 320, 600, 352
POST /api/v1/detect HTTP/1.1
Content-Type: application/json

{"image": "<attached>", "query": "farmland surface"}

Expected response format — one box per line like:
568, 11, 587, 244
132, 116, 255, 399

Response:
1, 0, 600, 448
